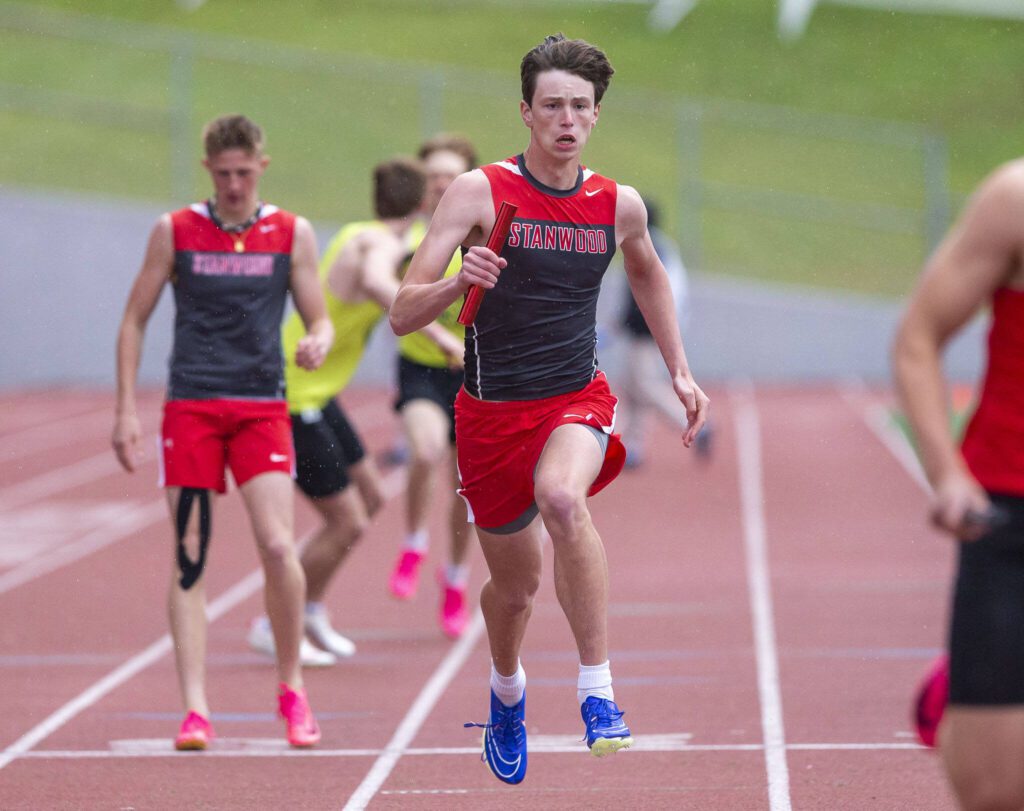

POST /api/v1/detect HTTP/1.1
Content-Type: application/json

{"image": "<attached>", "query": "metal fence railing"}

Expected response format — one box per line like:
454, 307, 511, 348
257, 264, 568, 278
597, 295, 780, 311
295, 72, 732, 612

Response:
0, 1, 949, 296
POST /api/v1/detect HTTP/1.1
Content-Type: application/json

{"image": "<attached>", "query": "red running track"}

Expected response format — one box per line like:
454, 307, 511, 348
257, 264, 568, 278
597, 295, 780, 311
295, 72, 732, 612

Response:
0, 384, 956, 809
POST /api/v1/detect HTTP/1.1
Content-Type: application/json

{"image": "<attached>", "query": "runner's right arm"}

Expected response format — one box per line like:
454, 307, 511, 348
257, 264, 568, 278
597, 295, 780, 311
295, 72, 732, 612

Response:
390, 171, 496, 335
112, 215, 174, 473
893, 161, 1024, 537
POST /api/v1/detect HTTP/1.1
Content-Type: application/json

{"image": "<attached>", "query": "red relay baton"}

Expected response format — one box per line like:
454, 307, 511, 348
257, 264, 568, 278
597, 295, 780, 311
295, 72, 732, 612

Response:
457, 201, 518, 326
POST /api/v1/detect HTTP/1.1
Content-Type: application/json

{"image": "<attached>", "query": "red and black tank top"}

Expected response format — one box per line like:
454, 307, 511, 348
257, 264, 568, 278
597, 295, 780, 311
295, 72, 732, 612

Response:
168, 202, 295, 400
467, 154, 618, 401
961, 288, 1024, 496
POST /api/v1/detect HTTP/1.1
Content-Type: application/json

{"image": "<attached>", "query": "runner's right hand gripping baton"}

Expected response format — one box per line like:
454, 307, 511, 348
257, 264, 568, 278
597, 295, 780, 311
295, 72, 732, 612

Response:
457, 201, 518, 326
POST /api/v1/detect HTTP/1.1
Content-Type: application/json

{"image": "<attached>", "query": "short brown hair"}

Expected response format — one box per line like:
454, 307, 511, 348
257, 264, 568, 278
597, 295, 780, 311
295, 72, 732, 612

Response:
202, 114, 265, 158
520, 34, 614, 106
418, 133, 478, 170
374, 157, 426, 219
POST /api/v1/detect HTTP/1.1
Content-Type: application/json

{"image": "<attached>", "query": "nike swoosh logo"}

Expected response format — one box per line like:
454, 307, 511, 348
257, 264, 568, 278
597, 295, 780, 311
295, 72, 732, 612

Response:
259, 224, 277, 233
269, 452, 288, 462
585, 189, 602, 197
486, 733, 522, 777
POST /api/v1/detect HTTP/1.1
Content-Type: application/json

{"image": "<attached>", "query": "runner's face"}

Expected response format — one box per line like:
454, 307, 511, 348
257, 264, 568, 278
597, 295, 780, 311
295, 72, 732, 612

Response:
202, 148, 268, 215
521, 70, 599, 161
423, 149, 470, 216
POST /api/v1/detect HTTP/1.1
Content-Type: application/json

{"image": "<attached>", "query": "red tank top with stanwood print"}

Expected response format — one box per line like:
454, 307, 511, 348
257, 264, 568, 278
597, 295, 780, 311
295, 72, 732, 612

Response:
465, 155, 618, 401
961, 288, 1024, 496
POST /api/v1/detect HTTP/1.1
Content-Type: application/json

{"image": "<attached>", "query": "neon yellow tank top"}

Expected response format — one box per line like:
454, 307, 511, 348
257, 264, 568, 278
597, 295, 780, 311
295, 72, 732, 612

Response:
283, 221, 387, 414
398, 220, 466, 368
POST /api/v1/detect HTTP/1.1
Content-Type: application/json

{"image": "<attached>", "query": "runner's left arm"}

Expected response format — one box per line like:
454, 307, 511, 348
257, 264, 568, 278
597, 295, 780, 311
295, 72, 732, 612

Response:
289, 216, 334, 370
618, 184, 709, 447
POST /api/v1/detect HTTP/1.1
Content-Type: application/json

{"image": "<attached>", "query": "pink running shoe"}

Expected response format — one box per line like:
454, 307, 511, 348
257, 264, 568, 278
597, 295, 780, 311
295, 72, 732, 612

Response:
913, 655, 949, 748
278, 683, 321, 748
440, 581, 469, 639
174, 711, 214, 751
389, 549, 425, 600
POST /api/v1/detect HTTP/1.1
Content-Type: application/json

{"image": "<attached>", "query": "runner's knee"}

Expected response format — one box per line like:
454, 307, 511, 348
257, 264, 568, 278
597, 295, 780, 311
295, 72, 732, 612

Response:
408, 438, 447, 469
174, 487, 212, 591
256, 534, 297, 568
534, 481, 588, 532
321, 496, 369, 543
489, 578, 540, 615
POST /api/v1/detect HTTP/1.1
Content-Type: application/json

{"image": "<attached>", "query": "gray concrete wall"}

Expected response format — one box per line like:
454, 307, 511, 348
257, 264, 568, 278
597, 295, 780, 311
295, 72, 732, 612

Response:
0, 188, 985, 392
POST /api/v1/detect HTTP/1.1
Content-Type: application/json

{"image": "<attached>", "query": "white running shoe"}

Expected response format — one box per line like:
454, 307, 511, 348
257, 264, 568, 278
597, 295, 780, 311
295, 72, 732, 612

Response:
247, 616, 337, 668
304, 610, 357, 658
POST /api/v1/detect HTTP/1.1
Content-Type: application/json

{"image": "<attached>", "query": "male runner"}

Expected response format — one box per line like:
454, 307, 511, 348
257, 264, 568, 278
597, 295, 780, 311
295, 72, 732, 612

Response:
893, 159, 1024, 811
388, 134, 479, 639
390, 36, 709, 784
248, 157, 465, 661
113, 115, 329, 750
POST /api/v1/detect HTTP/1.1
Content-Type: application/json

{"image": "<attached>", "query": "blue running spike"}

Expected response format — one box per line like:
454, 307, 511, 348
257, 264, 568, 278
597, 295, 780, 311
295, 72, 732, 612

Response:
465, 689, 527, 784
581, 696, 634, 758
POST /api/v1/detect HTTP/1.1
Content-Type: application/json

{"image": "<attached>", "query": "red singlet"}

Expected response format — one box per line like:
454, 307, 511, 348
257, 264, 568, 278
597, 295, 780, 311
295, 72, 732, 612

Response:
961, 288, 1024, 495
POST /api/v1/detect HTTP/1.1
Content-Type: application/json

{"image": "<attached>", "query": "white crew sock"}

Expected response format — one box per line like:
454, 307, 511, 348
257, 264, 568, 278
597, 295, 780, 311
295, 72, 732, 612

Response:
403, 529, 429, 553
577, 660, 614, 705
444, 562, 470, 589
491, 660, 526, 707
305, 601, 325, 617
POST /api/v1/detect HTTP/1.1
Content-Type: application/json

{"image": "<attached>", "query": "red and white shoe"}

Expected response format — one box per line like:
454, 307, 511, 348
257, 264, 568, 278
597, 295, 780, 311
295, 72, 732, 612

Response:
278, 683, 321, 748
174, 710, 215, 751
389, 549, 425, 600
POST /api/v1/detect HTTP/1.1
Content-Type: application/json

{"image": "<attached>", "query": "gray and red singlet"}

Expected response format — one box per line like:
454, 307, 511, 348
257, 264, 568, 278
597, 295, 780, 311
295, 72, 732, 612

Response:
168, 203, 295, 401
466, 155, 618, 401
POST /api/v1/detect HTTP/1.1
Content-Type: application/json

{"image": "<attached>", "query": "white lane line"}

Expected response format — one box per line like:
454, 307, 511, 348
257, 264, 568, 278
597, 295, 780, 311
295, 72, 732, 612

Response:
0, 450, 136, 511
0, 396, 394, 511
732, 382, 792, 811
838, 380, 929, 493
342, 609, 486, 811
0, 635, 175, 772
110, 733, 692, 753
12, 740, 925, 760
0, 467, 405, 772
0, 405, 407, 593
0, 407, 114, 462
0, 566, 263, 772
0, 500, 166, 596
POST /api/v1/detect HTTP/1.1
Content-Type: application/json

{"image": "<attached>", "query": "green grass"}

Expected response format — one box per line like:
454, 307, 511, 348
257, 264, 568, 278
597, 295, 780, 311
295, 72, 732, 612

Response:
4, 0, 1024, 296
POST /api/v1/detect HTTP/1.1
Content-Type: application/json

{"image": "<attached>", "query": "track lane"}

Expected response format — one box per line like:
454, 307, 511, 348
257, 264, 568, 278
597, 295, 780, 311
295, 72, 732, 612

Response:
0, 384, 962, 809
757, 385, 955, 809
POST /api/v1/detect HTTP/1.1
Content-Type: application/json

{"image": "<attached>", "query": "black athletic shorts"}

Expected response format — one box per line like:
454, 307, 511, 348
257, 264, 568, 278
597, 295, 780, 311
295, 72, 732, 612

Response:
949, 493, 1024, 705
290, 399, 366, 499
394, 356, 463, 445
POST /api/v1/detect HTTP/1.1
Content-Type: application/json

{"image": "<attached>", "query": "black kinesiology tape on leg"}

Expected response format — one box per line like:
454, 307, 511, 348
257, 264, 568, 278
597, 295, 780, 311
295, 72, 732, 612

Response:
176, 487, 211, 590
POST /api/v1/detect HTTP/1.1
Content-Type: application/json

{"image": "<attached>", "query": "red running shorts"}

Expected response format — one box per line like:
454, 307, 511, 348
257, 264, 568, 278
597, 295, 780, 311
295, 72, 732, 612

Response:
455, 372, 626, 530
159, 399, 294, 493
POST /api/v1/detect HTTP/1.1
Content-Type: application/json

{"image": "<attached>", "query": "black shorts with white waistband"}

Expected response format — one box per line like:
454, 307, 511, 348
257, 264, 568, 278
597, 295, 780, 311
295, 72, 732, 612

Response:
949, 492, 1024, 705
394, 356, 463, 445
290, 398, 366, 499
